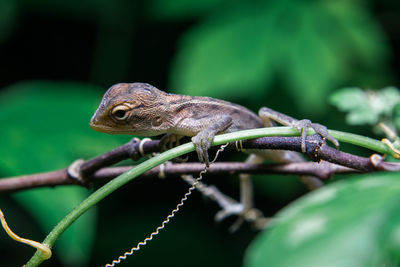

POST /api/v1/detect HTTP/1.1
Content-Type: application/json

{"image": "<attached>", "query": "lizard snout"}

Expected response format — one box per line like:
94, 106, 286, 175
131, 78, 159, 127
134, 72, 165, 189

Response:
89, 109, 105, 131
89, 112, 99, 127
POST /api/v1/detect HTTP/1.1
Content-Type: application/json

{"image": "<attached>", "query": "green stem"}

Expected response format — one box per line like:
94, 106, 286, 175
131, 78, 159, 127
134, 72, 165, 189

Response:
328, 130, 391, 155
25, 127, 395, 266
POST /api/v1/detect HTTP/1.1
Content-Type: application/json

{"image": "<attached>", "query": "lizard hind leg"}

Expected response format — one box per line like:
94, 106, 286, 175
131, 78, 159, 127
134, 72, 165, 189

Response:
258, 107, 328, 191
160, 133, 183, 150
258, 107, 339, 152
160, 134, 188, 162
215, 154, 268, 232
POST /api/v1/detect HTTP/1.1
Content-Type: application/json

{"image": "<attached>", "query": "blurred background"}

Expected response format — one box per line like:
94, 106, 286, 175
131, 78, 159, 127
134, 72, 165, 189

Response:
0, 0, 399, 266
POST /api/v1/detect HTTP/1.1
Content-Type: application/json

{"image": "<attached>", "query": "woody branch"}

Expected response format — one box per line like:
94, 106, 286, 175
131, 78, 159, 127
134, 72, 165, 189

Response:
0, 135, 398, 193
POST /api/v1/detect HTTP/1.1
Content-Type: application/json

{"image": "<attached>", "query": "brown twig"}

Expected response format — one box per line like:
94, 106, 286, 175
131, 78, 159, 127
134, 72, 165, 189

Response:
0, 135, 399, 193
237, 135, 397, 171
0, 161, 358, 193
77, 135, 400, 177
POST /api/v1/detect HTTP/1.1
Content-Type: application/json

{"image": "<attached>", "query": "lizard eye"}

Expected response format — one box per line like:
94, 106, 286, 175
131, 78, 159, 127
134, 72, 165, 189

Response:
152, 116, 163, 127
111, 105, 130, 121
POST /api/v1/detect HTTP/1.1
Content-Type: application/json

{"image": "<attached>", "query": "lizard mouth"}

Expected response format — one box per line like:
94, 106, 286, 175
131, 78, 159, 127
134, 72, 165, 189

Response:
89, 122, 133, 134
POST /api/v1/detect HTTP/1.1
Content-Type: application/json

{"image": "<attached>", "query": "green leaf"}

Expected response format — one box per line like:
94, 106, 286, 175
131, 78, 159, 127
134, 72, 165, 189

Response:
394, 105, 400, 131
322, 1, 388, 69
379, 87, 400, 116
330, 87, 400, 126
245, 173, 400, 267
170, 0, 390, 114
282, 1, 389, 112
0, 81, 130, 266
169, 5, 274, 100
330, 87, 377, 125
319, 1, 391, 87
283, 8, 337, 112
0, 81, 129, 173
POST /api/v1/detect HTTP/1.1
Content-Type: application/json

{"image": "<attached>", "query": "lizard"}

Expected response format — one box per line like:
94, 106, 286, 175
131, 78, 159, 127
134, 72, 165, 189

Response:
89, 82, 339, 225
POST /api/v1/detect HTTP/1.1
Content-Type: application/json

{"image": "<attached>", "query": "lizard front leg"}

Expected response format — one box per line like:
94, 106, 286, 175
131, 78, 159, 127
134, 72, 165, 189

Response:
191, 115, 232, 167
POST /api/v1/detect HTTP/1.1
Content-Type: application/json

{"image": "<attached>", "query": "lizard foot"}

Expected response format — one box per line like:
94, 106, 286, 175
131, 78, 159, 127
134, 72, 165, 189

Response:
160, 133, 183, 150
215, 203, 244, 222
191, 130, 215, 167
160, 134, 188, 162
215, 205, 265, 232
293, 119, 339, 152
190, 115, 232, 166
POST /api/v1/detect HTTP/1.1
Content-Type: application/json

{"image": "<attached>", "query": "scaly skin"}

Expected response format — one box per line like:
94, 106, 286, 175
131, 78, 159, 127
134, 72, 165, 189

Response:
90, 82, 263, 137
90, 82, 338, 226
90, 82, 265, 165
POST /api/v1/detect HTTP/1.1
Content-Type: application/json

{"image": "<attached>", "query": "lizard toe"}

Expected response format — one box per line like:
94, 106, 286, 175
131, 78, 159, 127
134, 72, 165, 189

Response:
293, 119, 311, 152
201, 139, 210, 167
294, 120, 339, 152
215, 203, 244, 222
160, 133, 176, 151
203, 133, 216, 166
311, 123, 339, 148
193, 131, 215, 167
191, 135, 205, 164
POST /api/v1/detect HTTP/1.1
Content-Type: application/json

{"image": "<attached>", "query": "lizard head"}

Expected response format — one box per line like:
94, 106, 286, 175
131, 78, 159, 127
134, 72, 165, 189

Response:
90, 83, 173, 136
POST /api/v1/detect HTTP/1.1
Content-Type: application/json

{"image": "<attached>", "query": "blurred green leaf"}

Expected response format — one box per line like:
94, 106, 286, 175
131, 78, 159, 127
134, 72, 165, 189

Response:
379, 87, 400, 116
330, 87, 400, 126
330, 87, 377, 125
170, 5, 274, 100
0, 81, 130, 266
170, 0, 390, 114
245, 173, 400, 267
283, 9, 336, 112
323, 1, 388, 69
394, 105, 400, 131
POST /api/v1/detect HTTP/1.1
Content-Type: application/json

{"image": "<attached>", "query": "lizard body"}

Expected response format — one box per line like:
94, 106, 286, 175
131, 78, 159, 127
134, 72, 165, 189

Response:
90, 82, 263, 137
90, 82, 338, 227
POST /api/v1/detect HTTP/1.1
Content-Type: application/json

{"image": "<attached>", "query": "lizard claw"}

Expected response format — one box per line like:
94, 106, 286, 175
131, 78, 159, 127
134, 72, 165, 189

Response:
192, 131, 215, 167
191, 115, 232, 166
294, 119, 339, 152
160, 134, 188, 162
160, 134, 182, 151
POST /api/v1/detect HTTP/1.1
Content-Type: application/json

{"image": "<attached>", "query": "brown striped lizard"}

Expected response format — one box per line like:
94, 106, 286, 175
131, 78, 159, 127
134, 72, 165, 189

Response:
89, 82, 339, 226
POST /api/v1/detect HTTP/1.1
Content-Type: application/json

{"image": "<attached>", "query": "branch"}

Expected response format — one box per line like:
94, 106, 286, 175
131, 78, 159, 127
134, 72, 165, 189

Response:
0, 161, 357, 193
1, 134, 399, 193
77, 133, 399, 177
